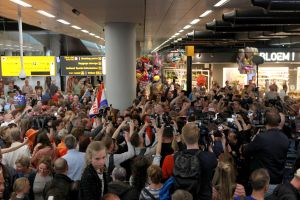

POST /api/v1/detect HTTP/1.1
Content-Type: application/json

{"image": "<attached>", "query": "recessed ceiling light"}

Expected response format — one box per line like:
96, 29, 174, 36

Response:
178, 38, 183, 41
183, 25, 192, 29
171, 36, 176, 38
200, 10, 212, 18
214, 0, 230, 7
71, 25, 81, 30
179, 30, 184, 33
175, 33, 180, 36
89, 33, 95, 36
9, 0, 32, 7
6, 45, 11, 47
57, 19, 70, 25
190, 19, 200, 25
95, 36, 100, 38
37, 10, 55, 18
81, 30, 89, 33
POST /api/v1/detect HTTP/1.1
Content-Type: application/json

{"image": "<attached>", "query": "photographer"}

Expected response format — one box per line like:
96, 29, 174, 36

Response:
241, 109, 289, 197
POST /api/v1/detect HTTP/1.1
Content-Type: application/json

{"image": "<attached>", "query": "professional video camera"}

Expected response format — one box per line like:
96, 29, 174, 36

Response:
194, 120, 213, 151
31, 115, 57, 130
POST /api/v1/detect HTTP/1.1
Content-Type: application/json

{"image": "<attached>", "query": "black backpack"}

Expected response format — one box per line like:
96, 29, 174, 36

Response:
173, 150, 202, 198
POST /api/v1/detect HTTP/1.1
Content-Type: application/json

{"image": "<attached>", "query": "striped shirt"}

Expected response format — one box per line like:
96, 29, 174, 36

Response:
139, 185, 162, 200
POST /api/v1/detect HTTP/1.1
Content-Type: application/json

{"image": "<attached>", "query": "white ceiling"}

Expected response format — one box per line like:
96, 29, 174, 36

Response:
0, 0, 254, 52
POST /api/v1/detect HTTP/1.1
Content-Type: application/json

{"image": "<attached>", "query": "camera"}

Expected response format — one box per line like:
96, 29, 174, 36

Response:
162, 113, 172, 126
196, 122, 213, 151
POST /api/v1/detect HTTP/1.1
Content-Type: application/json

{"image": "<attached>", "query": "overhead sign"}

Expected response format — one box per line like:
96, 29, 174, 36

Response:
185, 46, 194, 57
1, 56, 56, 76
60, 56, 102, 76
259, 52, 296, 62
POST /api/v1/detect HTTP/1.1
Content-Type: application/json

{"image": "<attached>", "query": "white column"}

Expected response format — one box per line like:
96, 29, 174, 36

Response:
105, 23, 136, 110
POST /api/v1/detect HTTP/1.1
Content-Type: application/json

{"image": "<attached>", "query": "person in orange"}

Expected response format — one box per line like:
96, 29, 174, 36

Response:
25, 129, 39, 152
56, 137, 67, 158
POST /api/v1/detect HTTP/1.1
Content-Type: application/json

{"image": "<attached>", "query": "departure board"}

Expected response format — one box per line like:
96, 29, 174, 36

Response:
0, 56, 56, 76
60, 56, 102, 76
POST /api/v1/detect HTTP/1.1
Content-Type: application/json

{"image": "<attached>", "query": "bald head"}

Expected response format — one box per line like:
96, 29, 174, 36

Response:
54, 158, 68, 174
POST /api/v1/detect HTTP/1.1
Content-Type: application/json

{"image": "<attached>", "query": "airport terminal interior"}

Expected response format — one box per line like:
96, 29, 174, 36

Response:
0, 0, 300, 200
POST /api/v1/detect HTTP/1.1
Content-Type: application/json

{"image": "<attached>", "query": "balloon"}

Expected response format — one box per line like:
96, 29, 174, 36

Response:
141, 57, 150, 63
153, 75, 160, 82
197, 75, 206, 86
14, 95, 26, 110
136, 72, 142, 79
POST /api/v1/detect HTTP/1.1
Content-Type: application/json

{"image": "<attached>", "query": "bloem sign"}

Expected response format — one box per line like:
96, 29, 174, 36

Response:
0, 56, 56, 76
259, 52, 296, 62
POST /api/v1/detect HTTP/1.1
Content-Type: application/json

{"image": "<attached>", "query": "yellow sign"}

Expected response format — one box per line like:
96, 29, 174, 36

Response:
1, 56, 56, 76
185, 46, 194, 57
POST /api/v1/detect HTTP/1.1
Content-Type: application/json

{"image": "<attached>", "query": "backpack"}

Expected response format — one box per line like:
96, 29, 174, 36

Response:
173, 150, 202, 198
159, 176, 175, 200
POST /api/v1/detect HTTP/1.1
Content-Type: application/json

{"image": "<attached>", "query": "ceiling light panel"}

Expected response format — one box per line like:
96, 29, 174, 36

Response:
214, 0, 230, 7
190, 19, 200, 25
57, 19, 70, 25
71, 25, 81, 30
200, 10, 212, 18
9, 0, 32, 7
183, 25, 192, 29
37, 10, 55, 18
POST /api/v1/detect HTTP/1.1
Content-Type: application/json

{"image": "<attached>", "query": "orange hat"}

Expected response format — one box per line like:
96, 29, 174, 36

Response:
25, 128, 39, 151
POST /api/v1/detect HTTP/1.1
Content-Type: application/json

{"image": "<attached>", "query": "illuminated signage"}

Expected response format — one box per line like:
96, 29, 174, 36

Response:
259, 52, 295, 62
60, 56, 102, 76
0, 56, 56, 76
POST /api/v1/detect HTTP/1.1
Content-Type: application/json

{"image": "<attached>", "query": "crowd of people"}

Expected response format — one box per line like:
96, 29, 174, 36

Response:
0, 76, 299, 200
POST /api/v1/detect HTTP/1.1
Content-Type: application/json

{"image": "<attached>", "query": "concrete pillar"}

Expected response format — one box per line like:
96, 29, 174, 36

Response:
105, 23, 136, 110
136, 41, 142, 58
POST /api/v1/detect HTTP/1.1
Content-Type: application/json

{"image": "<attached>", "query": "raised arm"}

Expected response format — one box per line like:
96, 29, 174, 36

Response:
1, 137, 28, 154
113, 132, 135, 165
152, 126, 164, 166
112, 120, 126, 139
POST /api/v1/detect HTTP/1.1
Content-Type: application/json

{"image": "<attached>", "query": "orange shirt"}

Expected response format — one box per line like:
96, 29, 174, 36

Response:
56, 141, 67, 157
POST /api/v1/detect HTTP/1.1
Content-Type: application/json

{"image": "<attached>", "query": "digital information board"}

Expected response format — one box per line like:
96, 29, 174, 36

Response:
0, 56, 56, 76
60, 56, 102, 76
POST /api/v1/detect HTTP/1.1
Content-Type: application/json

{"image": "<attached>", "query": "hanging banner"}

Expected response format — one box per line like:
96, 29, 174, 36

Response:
60, 56, 102, 76
0, 56, 56, 76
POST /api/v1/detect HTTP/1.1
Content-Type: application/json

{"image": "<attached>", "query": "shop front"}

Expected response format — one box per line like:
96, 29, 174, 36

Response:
192, 49, 300, 97
163, 51, 211, 90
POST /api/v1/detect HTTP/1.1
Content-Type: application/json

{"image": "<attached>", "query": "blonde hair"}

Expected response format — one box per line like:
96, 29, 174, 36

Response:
147, 165, 162, 184
11, 177, 30, 200
13, 177, 29, 193
182, 123, 199, 145
215, 162, 236, 200
15, 156, 31, 168
85, 141, 106, 165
